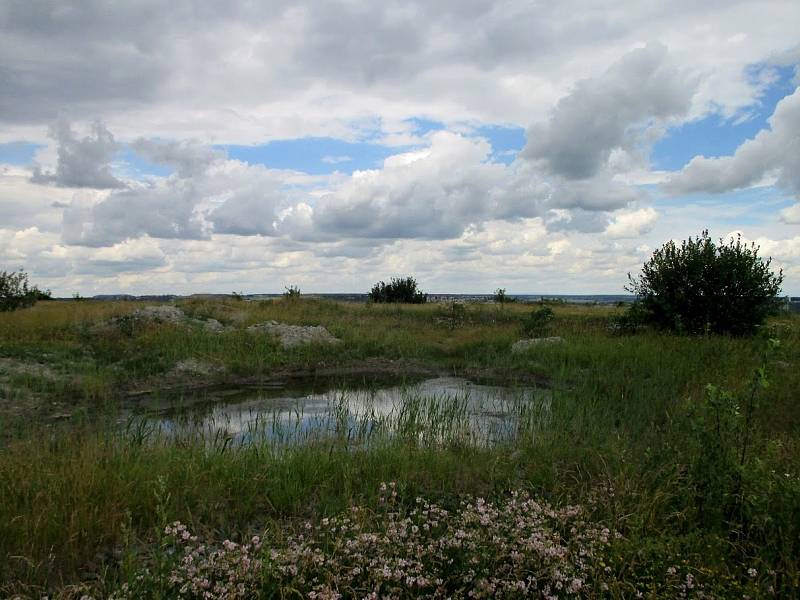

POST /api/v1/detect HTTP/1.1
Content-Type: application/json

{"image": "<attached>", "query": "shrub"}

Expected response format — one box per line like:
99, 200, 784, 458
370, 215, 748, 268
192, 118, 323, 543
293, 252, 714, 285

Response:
522, 306, 554, 336
626, 231, 783, 335
0, 269, 49, 312
607, 302, 645, 335
368, 276, 427, 304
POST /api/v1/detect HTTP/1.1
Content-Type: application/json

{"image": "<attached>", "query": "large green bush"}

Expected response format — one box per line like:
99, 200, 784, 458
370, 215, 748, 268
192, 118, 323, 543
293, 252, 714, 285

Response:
627, 231, 783, 335
0, 269, 50, 312
368, 276, 427, 304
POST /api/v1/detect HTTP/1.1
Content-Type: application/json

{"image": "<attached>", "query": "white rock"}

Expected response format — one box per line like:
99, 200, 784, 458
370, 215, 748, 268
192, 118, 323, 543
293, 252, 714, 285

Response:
511, 337, 564, 353
202, 318, 226, 333
171, 358, 224, 377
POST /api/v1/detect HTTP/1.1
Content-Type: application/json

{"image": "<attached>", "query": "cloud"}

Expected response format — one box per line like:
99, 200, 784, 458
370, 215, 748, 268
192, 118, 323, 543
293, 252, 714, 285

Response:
780, 203, 800, 224
3, 4, 800, 295
664, 87, 800, 196
309, 131, 560, 240
605, 207, 659, 238
207, 162, 289, 237
81, 237, 167, 275
131, 139, 225, 178
545, 209, 610, 234
0, 2, 168, 127
55, 123, 661, 248
321, 155, 353, 165
30, 120, 125, 188
308, 128, 652, 241
62, 179, 208, 247
550, 176, 645, 212
60, 138, 297, 245
522, 44, 694, 180
3, 2, 799, 145
312, 132, 499, 239
0, 165, 73, 231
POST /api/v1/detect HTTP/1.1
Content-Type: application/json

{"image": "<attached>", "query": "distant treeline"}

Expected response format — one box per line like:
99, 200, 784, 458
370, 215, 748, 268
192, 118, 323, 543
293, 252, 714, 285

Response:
50, 292, 800, 310
72, 292, 638, 305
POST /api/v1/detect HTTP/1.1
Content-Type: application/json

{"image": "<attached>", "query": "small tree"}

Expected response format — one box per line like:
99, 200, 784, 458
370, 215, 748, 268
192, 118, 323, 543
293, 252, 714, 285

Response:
0, 269, 50, 312
627, 231, 783, 335
368, 276, 427, 304
494, 288, 507, 304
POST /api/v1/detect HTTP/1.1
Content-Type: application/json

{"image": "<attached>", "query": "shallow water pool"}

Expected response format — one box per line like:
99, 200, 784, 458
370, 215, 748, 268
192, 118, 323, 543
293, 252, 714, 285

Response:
127, 376, 549, 447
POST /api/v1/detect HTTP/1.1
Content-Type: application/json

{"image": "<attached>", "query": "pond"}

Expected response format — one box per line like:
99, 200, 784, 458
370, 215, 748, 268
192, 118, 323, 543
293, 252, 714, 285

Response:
125, 376, 550, 447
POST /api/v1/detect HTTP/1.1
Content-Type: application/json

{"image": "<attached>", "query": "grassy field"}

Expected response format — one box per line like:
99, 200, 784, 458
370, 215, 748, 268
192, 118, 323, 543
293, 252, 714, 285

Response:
0, 298, 798, 598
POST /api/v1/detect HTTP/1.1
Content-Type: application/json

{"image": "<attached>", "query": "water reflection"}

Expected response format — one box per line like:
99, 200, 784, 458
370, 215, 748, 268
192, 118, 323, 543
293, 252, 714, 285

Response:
130, 377, 549, 447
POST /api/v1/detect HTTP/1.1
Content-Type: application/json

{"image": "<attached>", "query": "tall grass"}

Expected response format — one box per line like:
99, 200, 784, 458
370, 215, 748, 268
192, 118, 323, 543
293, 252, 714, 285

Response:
0, 299, 799, 595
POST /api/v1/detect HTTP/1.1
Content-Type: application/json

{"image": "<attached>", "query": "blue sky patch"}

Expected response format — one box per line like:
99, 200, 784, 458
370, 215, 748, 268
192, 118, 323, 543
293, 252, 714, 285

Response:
0, 141, 42, 166
655, 184, 793, 226
652, 65, 796, 171
405, 117, 446, 136
116, 147, 172, 178
117, 117, 528, 178
219, 138, 409, 175
473, 124, 526, 164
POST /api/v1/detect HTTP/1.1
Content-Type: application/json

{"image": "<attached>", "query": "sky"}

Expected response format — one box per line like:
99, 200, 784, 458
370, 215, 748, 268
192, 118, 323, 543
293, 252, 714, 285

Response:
1, 1, 799, 296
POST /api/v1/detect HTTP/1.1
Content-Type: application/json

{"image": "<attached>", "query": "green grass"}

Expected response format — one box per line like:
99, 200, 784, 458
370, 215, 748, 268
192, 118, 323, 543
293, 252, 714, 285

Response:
1, 298, 799, 597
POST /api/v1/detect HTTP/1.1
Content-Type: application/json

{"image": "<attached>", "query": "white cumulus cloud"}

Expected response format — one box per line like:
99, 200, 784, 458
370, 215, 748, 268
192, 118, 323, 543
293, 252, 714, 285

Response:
605, 207, 659, 238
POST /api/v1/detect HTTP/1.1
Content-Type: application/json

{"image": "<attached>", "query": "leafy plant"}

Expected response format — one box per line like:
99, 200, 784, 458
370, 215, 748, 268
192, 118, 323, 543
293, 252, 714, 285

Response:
436, 302, 467, 329
368, 276, 427, 304
627, 231, 783, 335
683, 339, 786, 533
522, 306, 554, 336
0, 269, 49, 312
283, 285, 301, 301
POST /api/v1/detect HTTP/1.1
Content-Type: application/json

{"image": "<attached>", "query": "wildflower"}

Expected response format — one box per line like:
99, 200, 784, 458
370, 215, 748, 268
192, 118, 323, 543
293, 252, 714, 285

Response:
568, 578, 583, 593
112, 485, 623, 599
685, 573, 695, 589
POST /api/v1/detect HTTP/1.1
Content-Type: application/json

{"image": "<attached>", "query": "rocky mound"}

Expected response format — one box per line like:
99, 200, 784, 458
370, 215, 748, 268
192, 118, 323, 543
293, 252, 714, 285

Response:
246, 321, 340, 349
131, 305, 186, 323
94, 305, 230, 334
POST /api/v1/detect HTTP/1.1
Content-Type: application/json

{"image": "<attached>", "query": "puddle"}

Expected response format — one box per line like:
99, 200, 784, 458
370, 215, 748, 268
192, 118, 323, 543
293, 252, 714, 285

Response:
126, 376, 549, 447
